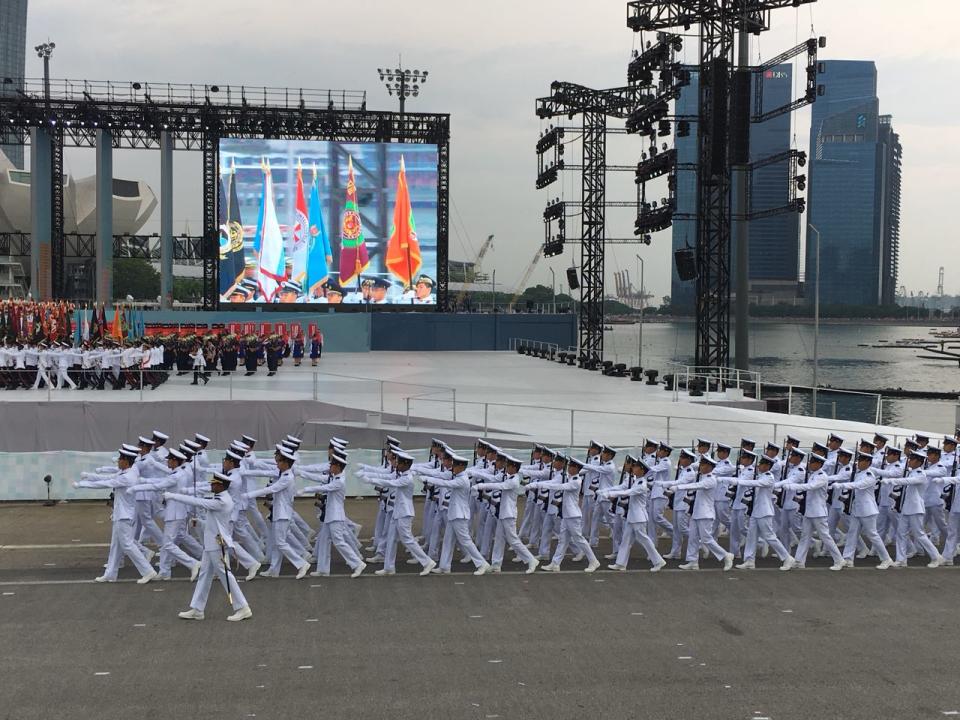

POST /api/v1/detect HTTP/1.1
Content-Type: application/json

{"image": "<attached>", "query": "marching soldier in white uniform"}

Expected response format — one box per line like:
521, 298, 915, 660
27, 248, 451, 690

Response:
673, 455, 735, 571
776, 453, 844, 570
728, 455, 794, 571
430, 454, 491, 575
526, 457, 600, 573
881, 450, 943, 568
242, 447, 311, 579
296, 452, 367, 578
74, 448, 158, 584
165, 471, 252, 622
600, 457, 666, 572
832, 453, 894, 569
471, 454, 539, 574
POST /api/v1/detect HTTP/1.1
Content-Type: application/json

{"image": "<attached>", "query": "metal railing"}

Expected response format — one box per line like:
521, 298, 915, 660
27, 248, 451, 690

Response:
4, 77, 368, 111
399, 394, 937, 452
665, 363, 763, 403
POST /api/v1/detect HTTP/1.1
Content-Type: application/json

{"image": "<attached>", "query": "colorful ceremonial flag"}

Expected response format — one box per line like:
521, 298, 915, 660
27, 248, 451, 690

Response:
228, 160, 246, 289
111, 306, 122, 339
307, 165, 332, 296
338, 155, 369, 288
289, 160, 309, 286
255, 163, 287, 303
90, 304, 100, 341
73, 307, 82, 345
218, 175, 235, 298
384, 155, 422, 287
82, 307, 90, 341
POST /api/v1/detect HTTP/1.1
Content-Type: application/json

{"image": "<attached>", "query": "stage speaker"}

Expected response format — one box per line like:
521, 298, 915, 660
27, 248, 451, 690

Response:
729, 69, 752, 165
709, 58, 729, 175
566, 267, 580, 290
674, 249, 697, 281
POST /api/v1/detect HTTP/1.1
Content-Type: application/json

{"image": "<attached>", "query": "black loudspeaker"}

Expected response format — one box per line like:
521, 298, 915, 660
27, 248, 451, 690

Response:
675, 249, 697, 281
709, 58, 729, 175
729, 69, 752, 165
566, 267, 580, 290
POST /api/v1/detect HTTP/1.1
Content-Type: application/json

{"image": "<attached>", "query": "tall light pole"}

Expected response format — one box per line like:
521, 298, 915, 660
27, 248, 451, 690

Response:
635, 254, 645, 368
35, 41, 55, 104
548, 267, 556, 313
809, 223, 821, 415
377, 64, 429, 116
491, 269, 496, 313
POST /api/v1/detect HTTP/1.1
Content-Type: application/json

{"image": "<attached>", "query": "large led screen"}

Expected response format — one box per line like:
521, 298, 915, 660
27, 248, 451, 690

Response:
218, 138, 438, 305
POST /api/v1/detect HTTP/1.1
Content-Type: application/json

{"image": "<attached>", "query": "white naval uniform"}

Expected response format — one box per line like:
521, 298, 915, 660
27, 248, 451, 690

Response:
298, 469, 364, 574
674, 472, 730, 564
882, 467, 941, 564
526, 472, 598, 569
780, 468, 843, 566
429, 470, 487, 571
646, 455, 674, 540
732, 471, 792, 564
834, 469, 893, 564
128, 466, 202, 577
360, 469, 432, 573
75, 467, 155, 580
603, 472, 664, 569
244, 469, 308, 575
472, 471, 537, 568
163, 489, 249, 613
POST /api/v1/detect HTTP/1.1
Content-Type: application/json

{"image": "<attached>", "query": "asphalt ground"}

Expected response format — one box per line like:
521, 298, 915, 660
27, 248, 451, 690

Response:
2, 501, 960, 720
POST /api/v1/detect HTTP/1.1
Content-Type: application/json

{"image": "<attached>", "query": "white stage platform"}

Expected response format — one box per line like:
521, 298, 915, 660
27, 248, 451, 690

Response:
2, 351, 938, 450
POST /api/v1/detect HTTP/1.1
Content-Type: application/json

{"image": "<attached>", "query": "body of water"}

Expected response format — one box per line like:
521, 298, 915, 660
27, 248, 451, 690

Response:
602, 321, 960, 434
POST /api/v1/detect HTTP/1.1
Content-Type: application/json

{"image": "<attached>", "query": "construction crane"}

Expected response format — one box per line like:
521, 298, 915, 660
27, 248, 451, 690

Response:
508, 246, 543, 311
453, 234, 495, 307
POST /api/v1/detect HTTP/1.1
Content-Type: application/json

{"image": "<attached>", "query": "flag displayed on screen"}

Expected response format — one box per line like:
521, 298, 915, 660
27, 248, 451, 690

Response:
255, 165, 287, 302
228, 160, 246, 290
307, 166, 332, 296
218, 177, 234, 297
385, 156, 422, 287
338, 155, 369, 287
289, 161, 309, 285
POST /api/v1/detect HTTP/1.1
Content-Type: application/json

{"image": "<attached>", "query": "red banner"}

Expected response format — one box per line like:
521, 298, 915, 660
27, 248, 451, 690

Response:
259, 322, 271, 336
228, 323, 242, 335
243, 322, 256, 335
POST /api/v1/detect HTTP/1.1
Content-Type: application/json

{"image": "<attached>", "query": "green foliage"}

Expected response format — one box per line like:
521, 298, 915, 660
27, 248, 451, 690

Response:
112, 258, 160, 300
173, 277, 204, 303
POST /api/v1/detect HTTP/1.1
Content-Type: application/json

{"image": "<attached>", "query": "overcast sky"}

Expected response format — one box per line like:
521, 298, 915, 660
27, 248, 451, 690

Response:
23, 0, 959, 299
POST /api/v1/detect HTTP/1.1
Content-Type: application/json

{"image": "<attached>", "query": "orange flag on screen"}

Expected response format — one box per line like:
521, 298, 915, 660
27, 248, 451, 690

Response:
111, 306, 122, 339
384, 156, 422, 286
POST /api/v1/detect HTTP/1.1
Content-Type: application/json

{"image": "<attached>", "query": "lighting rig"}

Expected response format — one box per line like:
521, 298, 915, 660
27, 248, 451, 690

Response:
536, 125, 565, 189
627, 0, 822, 367
534, 80, 647, 367
627, 32, 688, 250
543, 197, 566, 257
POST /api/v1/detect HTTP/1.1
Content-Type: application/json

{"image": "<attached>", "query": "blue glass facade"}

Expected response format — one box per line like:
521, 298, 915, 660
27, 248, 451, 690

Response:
805, 60, 898, 307
0, 0, 27, 168
670, 64, 797, 310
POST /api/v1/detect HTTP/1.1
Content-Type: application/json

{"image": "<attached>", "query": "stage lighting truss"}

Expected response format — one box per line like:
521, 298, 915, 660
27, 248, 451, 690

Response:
741, 149, 808, 220
543, 198, 566, 257
752, 36, 827, 122
635, 146, 676, 185
536, 125, 565, 189
628, 32, 682, 86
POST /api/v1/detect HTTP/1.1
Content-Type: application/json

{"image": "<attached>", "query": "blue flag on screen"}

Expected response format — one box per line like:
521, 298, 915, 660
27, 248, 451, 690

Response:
306, 169, 332, 297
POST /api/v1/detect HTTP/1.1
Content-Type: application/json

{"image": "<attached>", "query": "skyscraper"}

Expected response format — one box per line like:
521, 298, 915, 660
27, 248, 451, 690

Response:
805, 60, 901, 306
670, 64, 798, 311
0, 0, 28, 169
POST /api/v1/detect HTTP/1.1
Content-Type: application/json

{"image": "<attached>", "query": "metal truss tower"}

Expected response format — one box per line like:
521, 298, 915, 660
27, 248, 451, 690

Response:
628, 0, 818, 367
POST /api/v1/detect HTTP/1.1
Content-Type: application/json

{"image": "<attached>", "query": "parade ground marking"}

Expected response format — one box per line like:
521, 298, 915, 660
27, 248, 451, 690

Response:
94, 672, 110, 676
297, 665, 313, 670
